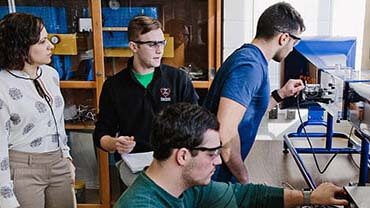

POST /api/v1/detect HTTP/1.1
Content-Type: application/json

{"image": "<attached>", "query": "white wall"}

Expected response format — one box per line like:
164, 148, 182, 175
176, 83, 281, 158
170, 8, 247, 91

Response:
223, 0, 366, 69
361, 0, 370, 69
222, 0, 254, 59
223, 0, 367, 139
330, 0, 366, 70
253, 0, 327, 35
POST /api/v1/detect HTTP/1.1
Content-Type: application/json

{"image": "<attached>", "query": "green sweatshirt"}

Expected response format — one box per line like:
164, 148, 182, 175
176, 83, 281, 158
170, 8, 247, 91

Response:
115, 172, 284, 208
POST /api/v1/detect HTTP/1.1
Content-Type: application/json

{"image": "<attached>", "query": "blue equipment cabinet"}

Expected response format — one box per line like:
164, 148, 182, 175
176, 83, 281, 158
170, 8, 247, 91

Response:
102, 7, 157, 48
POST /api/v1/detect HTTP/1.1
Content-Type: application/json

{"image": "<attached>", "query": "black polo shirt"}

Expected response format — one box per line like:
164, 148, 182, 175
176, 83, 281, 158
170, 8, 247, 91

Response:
93, 58, 199, 161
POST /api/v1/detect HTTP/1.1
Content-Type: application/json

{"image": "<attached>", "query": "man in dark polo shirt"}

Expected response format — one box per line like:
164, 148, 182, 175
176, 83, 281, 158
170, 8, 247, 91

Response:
93, 16, 198, 185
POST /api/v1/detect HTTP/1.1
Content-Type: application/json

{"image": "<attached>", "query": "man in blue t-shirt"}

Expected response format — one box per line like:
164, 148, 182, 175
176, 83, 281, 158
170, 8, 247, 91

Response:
203, 2, 305, 183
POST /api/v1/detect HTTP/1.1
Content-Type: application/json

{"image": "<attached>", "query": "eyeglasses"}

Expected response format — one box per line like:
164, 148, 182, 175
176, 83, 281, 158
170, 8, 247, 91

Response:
287, 33, 301, 41
278, 31, 301, 46
132, 40, 167, 49
189, 142, 222, 159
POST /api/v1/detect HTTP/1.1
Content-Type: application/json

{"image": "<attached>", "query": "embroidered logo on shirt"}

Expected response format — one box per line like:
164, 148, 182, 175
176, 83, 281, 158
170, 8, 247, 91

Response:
160, 88, 171, 102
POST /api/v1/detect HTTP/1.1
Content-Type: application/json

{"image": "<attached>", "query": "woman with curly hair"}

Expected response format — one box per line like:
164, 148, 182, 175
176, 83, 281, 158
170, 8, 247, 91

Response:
0, 12, 75, 208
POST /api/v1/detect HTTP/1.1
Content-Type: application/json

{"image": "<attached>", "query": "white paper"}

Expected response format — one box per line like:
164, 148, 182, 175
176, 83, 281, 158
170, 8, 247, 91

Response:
121, 151, 154, 173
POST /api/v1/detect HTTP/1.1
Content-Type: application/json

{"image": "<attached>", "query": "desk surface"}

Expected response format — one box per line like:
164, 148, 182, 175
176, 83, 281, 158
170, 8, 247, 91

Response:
344, 186, 370, 208
245, 139, 360, 189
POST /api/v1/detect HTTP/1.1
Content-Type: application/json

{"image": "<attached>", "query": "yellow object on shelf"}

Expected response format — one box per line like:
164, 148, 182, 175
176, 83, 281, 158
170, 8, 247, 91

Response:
48, 33, 78, 55
164, 36, 174, 57
74, 180, 86, 189
103, 48, 130, 57
74, 180, 86, 203
104, 35, 174, 58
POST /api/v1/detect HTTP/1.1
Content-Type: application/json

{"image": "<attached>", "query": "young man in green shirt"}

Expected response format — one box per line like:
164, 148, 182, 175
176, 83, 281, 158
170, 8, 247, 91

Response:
115, 103, 348, 207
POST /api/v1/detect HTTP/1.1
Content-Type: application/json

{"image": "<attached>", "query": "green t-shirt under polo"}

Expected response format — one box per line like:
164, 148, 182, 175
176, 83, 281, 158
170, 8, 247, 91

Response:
133, 71, 154, 88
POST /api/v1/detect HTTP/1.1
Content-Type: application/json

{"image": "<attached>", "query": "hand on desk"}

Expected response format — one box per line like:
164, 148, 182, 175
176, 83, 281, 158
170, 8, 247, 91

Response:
116, 136, 136, 154
311, 182, 348, 206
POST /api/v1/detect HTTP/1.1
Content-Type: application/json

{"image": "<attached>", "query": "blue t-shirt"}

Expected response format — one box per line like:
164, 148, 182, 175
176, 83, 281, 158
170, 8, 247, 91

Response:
204, 44, 269, 159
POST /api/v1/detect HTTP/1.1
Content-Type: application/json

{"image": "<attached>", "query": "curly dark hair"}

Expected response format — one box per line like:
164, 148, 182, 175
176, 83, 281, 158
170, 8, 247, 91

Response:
150, 103, 219, 161
0, 12, 44, 71
255, 2, 305, 40
128, 15, 162, 41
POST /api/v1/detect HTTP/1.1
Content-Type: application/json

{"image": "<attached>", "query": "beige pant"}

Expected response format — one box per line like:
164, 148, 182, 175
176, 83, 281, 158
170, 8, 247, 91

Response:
9, 149, 76, 208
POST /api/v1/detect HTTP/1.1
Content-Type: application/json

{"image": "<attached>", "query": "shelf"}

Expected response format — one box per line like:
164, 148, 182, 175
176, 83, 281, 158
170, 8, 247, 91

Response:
192, 80, 210, 89
77, 189, 101, 208
102, 27, 128, 31
61, 81, 96, 89
77, 205, 102, 208
65, 122, 95, 130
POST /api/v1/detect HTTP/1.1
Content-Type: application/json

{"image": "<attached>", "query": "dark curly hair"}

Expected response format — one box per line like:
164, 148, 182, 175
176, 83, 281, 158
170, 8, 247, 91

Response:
150, 103, 219, 161
0, 12, 44, 71
255, 2, 305, 40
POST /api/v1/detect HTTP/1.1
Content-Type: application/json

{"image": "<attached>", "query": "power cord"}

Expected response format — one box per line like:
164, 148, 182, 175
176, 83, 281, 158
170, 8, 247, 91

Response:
347, 125, 370, 170
347, 126, 361, 169
349, 152, 361, 169
296, 97, 338, 174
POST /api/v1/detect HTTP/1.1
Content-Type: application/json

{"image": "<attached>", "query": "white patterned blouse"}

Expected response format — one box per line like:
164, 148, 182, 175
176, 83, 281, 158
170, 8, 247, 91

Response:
0, 65, 71, 208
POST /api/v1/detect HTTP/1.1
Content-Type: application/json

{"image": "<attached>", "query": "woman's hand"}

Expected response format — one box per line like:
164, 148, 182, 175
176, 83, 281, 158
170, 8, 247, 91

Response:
66, 158, 76, 184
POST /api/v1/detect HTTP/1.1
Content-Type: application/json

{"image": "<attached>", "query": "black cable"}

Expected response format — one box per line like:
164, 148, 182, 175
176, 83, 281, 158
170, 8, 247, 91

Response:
348, 126, 354, 140
348, 126, 360, 169
349, 152, 360, 169
296, 97, 338, 174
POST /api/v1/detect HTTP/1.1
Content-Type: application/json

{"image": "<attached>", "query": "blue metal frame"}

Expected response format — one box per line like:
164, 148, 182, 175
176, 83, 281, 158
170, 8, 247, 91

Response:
283, 111, 368, 188
283, 134, 317, 189
355, 130, 370, 186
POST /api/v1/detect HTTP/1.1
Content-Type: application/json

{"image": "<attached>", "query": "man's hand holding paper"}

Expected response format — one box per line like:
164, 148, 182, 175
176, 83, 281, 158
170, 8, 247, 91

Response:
116, 136, 136, 154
